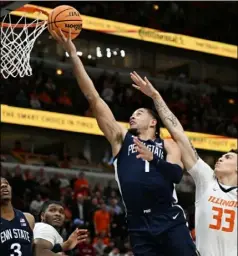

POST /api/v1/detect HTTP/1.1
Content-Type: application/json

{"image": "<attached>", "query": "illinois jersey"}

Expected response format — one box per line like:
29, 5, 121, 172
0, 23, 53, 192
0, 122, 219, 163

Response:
0, 209, 33, 256
188, 158, 237, 256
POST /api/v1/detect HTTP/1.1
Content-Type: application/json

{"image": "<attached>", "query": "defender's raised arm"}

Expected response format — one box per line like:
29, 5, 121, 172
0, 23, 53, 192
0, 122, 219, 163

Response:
130, 71, 199, 170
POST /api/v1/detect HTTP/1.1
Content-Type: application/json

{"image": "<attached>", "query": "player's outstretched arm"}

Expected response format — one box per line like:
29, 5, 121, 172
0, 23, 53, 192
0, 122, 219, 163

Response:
130, 71, 199, 170
34, 229, 88, 255
52, 30, 126, 152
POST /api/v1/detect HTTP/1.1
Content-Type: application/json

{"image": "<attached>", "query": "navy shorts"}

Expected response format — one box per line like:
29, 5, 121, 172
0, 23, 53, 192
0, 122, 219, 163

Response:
127, 206, 199, 256
129, 223, 199, 256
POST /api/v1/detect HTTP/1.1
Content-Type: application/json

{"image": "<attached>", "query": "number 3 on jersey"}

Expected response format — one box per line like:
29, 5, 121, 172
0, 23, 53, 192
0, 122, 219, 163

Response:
10, 243, 22, 256
209, 206, 235, 232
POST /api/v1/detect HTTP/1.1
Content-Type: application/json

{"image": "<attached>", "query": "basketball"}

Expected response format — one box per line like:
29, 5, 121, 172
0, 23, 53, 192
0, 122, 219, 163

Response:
48, 5, 83, 40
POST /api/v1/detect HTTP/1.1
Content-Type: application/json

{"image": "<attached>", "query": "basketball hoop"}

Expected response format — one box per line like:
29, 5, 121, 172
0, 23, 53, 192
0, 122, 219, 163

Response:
0, 5, 49, 79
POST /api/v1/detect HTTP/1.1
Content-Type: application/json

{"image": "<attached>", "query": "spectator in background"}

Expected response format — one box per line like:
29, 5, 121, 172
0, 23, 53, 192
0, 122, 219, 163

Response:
94, 191, 104, 204
88, 197, 100, 237
107, 198, 122, 215
45, 153, 59, 167
16, 89, 29, 107
44, 77, 56, 99
93, 238, 107, 256
13, 140, 24, 153
72, 193, 90, 228
24, 171, 39, 193
93, 183, 103, 194
104, 240, 116, 255
108, 248, 120, 256
74, 171, 89, 197
36, 168, 49, 185
104, 180, 115, 199
76, 237, 96, 256
9, 166, 25, 210
38, 89, 54, 110
58, 173, 70, 191
57, 89, 73, 111
29, 90, 41, 109
29, 193, 44, 218
124, 251, 134, 256
60, 154, 71, 169
49, 173, 61, 200
93, 203, 110, 236
101, 77, 115, 109
119, 240, 132, 255
93, 230, 110, 247
78, 151, 89, 165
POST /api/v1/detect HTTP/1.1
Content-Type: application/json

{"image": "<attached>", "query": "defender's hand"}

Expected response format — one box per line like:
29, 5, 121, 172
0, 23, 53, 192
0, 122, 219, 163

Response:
133, 137, 153, 161
62, 228, 88, 251
130, 71, 157, 98
52, 29, 77, 56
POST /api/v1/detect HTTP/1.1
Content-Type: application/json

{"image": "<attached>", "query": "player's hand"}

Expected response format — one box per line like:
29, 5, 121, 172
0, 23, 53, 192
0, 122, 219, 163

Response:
130, 71, 158, 98
62, 228, 88, 251
52, 29, 77, 56
133, 137, 153, 161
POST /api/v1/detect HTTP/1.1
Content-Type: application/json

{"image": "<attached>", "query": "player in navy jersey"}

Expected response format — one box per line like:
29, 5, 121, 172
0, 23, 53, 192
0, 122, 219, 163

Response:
0, 177, 35, 256
0, 177, 54, 256
52, 30, 198, 255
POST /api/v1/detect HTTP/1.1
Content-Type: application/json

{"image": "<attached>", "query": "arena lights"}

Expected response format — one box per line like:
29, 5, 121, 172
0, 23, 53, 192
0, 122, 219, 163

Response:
56, 68, 63, 75
65, 48, 125, 59
228, 99, 235, 104
106, 48, 112, 58
120, 50, 125, 57
153, 4, 159, 10
65, 51, 83, 57
96, 47, 103, 58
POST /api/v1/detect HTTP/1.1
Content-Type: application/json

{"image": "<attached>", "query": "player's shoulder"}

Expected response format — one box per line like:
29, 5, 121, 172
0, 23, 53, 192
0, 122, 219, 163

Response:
23, 212, 35, 229
189, 157, 214, 173
23, 212, 35, 221
34, 222, 55, 231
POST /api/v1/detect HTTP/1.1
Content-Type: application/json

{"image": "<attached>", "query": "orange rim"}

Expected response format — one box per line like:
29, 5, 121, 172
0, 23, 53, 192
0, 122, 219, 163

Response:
0, 5, 49, 28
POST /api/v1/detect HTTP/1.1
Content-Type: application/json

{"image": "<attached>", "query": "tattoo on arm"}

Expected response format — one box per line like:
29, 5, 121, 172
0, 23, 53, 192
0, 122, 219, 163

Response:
189, 140, 199, 160
153, 99, 178, 128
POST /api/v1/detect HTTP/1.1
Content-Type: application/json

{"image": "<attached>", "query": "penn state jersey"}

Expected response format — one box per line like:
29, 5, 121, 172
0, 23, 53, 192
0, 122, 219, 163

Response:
0, 209, 33, 256
113, 132, 178, 215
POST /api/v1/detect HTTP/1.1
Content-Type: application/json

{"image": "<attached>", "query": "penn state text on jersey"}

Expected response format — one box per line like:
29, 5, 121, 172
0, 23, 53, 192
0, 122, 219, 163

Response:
0, 209, 33, 256
113, 132, 184, 231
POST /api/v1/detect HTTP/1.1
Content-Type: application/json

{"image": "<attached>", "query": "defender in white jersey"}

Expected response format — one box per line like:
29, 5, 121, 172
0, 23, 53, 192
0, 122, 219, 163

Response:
34, 200, 88, 255
130, 72, 237, 256
188, 157, 237, 256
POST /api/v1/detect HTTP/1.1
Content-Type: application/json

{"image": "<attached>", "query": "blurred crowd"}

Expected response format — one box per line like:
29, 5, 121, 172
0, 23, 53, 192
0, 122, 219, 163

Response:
42, 1, 237, 45
1, 164, 195, 256
1, 70, 237, 137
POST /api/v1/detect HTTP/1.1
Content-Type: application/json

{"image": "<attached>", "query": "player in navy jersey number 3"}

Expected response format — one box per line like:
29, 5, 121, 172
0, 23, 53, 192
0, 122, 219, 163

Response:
0, 177, 53, 256
0, 177, 34, 256
52, 30, 199, 255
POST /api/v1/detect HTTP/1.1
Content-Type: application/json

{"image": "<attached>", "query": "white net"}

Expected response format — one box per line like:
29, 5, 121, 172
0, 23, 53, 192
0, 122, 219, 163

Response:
1, 12, 47, 79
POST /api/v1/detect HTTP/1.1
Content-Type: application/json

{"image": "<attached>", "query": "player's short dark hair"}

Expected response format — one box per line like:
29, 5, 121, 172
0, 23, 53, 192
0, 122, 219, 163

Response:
40, 200, 64, 215
0, 177, 9, 184
230, 149, 238, 154
145, 108, 161, 137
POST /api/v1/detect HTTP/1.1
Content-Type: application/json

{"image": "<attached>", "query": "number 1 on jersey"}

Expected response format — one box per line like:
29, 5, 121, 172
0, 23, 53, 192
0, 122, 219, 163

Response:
145, 160, 150, 172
